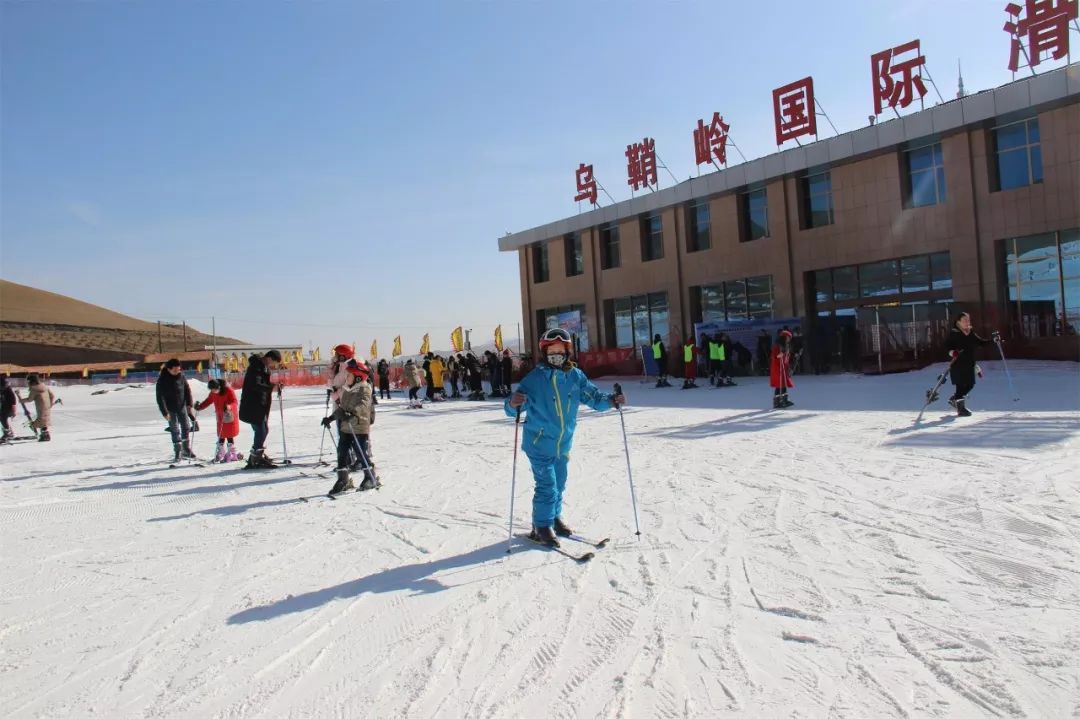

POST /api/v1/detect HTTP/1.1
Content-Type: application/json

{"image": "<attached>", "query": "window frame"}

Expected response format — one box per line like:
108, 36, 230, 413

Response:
993, 117, 1043, 192
600, 223, 621, 270
741, 187, 770, 242
564, 232, 584, 277
904, 142, 946, 208
532, 242, 549, 284
800, 170, 834, 229
640, 213, 664, 262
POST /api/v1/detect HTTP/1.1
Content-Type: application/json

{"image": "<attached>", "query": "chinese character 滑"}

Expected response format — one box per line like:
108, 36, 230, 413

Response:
693, 112, 731, 167
872, 39, 928, 114
626, 138, 658, 191
772, 77, 817, 146
1004, 0, 1079, 72
574, 163, 598, 205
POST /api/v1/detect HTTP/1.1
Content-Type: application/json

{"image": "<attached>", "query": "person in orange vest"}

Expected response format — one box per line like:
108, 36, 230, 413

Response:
682, 337, 699, 389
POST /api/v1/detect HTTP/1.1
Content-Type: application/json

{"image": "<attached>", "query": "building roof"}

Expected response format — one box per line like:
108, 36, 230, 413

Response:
0, 361, 139, 375
498, 63, 1080, 252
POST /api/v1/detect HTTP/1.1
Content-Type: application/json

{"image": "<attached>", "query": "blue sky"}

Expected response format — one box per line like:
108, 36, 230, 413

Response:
0, 0, 1057, 356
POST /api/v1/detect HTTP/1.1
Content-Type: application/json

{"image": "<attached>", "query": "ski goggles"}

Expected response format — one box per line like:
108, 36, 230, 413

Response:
540, 328, 572, 344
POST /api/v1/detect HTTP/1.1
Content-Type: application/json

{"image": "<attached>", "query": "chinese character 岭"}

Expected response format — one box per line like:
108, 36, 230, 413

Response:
772, 77, 817, 146
626, 138, 658, 191
574, 163, 598, 205
693, 112, 731, 167
1004, 0, 1079, 72
871, 39, 928, 114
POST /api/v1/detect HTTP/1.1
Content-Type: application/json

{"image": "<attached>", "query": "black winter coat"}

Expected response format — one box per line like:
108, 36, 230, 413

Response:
945, 328, 992, 386
501, 356, 513, 384
239, 355, 274, 423
377, 360, 389, 379
156, 371, 193, 417
2, 384, 17, 417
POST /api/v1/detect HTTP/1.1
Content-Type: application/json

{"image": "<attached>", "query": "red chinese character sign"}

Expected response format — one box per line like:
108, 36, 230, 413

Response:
772, 77, 817, 146
626, 138, 658, 191
693, 113, 730, 167
871, 39, 928, 115
1004, 1, 1078, 72
574, 163, 597, 205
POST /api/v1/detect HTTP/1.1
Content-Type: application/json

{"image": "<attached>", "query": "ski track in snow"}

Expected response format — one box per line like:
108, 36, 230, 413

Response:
1, 362, 1078, 718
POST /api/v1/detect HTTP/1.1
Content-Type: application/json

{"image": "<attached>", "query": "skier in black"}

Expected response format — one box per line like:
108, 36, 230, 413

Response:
239, 350, 282, 468
944, 312, 997, 417
755, 329, 771, 376
1, 376, 17, 441
500, 350, 514, 395
156, 359, 195, 461
376, 359, 390, 400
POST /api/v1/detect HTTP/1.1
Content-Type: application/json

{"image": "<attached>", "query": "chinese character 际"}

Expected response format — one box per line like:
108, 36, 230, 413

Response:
693, 112, 731, 167
574, 163, 598, 205
626, 138, 658, 191
871, 39, 928, 114
1004, 0, 1079, 72
772, 77, 817, 146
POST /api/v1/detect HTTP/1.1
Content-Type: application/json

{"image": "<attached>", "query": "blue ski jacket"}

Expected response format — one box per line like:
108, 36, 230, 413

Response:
504, 362, 615, 458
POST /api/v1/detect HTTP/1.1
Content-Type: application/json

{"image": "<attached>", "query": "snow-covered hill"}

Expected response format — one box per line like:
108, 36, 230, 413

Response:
1, 362, 1078, 717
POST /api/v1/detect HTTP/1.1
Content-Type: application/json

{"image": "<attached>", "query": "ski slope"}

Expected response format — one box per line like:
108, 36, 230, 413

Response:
1, 362, 1078, 718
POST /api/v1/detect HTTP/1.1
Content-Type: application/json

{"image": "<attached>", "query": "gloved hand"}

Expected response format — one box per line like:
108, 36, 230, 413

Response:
509, 392, 527, 408
321, 416, 333, 428
612, 393, 626, 408
949, 350, 959, 360
976, 364, 983, 379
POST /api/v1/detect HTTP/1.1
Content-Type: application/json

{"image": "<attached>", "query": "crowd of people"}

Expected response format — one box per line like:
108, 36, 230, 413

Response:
0, 373, 55, 443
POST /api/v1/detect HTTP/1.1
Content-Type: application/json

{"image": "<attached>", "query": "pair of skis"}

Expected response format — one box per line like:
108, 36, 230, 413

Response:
516, 533, 610, 563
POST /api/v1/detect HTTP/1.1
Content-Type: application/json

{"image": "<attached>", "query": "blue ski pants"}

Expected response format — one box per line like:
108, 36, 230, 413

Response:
527, 453, 569, 529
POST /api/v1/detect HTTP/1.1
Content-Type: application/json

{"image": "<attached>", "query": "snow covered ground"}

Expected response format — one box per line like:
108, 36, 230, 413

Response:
1, 361, 1078, 718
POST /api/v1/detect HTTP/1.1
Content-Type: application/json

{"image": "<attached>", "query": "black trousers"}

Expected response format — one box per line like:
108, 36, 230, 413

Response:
950, 378, 975, 400
378, 377, 390, 399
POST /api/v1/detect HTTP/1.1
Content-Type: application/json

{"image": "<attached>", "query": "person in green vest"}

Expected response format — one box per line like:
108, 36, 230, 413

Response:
718, 332, 736, 386
681, 337, 699, 389
708, 336, 723, 386
651, 334, 671, 388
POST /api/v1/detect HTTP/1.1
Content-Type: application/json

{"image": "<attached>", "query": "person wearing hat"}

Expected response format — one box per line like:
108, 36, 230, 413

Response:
770, 330, 795, 408
240, 350, 282, 468
651, 333, 671, 388
506, 328, 626, 547
500, 349, 514, 396
322, 359, 378, 494
1, 376, 17, 441
156, 359, 195, 460
328, 344, 355, 404
196, 379, 242, 462
404, 359, 424, 408
681, 336, 699, 389
944, 312, 997, 417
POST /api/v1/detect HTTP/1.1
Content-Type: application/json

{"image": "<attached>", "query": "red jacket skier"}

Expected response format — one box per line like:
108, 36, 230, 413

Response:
769, 330, 795, 408
196, 379, 242, 461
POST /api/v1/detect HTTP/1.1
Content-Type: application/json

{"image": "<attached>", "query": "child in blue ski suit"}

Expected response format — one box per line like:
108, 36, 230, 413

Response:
506, 328, 625, 547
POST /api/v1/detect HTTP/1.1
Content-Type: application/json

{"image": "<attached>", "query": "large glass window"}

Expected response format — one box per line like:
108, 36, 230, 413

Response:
1002, 231, 1080, 336
801, 171, 834, 229
906, 142, 946, 207
742, 188, 769, 241
930, 252, 952, 291
700, 284, 725, 322
632, 295, 651, 347
695, 277, 773, 321
600, 223, 620, 270
686, 201, 711, 252
532, 243, 549, 284
564, 233, 583, 277
832, 265, 858, 301
612, 298, 632, 348
537, 304, 590, 351
606, 293, 672, 349
814, 270, 832, 306
724, 280, 747, 319
900, 255, 930, 293
649, 293, 669, 343
994, 118, 1043, 191
746, 275, 773, 318
859, 259, 900, 298
641, 213, 664, 261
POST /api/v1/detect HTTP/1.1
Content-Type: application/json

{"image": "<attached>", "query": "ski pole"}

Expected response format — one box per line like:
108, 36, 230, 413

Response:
506, 406, 522, 554
613, 383, 641, 539
993, 334, 1019, 402
276, 386, 292, 465
347, 429, 377, 485
316, 390, 332, 465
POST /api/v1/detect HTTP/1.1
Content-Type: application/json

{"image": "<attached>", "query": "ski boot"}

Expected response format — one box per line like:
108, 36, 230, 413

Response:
780, 394, 794, 408
772, 394, 783, 409
213, 443, 227, 463
224, 444, 241, 462
358, 472, 379, 491
181, 441, 197, 460
553, 516, 573, 538
956, 398, 971, 417
328, 469, 352, 496
528, 525, 560, 547
947, 396, 957, 409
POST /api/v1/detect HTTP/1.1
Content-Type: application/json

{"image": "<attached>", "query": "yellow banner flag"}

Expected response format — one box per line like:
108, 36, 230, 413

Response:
197, 361, 203, 372
420, 333, 430, 355
120, 368, 127, 378
82, 367, 89, 378
392, 336, 402, 357
495, 325, 504, 352
370, 340, 378, 360
451, 327, 464, 353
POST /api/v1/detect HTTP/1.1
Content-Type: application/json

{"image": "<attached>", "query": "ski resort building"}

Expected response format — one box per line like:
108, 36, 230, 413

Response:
499, 65, 1080, 370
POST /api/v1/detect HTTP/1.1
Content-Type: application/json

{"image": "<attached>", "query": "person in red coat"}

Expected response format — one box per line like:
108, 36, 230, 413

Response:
770, 330, 795, 408
196, 379, 242, 462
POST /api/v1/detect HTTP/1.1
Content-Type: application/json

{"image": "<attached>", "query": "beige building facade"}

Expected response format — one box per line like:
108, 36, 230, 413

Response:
500, 66, 1080, 364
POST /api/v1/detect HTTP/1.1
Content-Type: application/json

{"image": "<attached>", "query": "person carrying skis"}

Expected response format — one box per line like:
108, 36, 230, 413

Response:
376, 359, 391, 400
322, 359, 379, 495
404, 359, 423, 408
21, 374, 57, 442
196, 379, 241, 462
156, 359, 195, 460
506, 328, 625, 547
770, 330, 794, 408
1, 376, 17, 441
239, 350, 282, 468
681, 336, 699, 389
944, 312, 997, 417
